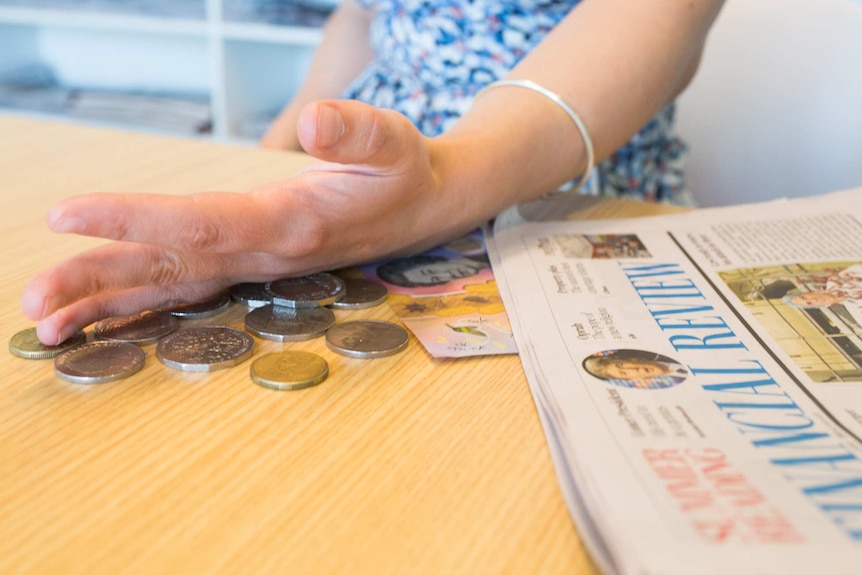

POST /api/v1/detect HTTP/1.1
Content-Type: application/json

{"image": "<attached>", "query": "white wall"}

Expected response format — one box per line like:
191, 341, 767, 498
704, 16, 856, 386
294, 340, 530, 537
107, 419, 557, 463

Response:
675, 0, 862, 206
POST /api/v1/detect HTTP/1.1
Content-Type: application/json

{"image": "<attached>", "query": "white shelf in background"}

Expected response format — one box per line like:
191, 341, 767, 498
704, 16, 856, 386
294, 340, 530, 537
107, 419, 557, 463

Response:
0, 6, 207, 36
221, 21, 323, 46
0, 0, 331, 142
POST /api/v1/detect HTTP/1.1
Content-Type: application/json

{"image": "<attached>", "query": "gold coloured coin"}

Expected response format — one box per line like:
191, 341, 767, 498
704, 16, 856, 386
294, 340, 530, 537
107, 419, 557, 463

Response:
250, 351, 329, 391
9, 327, 86, 359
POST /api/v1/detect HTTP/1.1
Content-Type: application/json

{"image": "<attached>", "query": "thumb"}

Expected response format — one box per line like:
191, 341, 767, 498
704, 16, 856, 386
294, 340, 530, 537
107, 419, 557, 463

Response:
296, 100, 422, 168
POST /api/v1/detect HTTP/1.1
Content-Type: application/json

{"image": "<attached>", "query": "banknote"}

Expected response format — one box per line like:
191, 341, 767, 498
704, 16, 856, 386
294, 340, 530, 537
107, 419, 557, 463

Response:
357, 229, 518, 358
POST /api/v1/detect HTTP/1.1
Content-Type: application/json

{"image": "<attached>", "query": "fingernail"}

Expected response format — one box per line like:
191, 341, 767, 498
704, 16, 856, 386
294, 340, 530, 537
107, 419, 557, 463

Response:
34, 322, 57, 347
316, 105, 344, 149
47, 208, 83, 233
55, 325, 75, 346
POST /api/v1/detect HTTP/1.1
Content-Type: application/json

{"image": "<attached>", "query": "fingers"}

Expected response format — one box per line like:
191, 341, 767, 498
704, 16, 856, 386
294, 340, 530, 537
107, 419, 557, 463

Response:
296, 100, 423, 169
46, 191, 286, 254
34, 280, 225, 346
25, 100, 442, 347
22, 241, 286, 322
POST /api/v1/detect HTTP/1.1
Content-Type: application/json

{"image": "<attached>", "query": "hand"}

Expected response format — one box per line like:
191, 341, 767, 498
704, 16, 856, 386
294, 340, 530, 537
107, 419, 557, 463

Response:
22, 100, 479, 345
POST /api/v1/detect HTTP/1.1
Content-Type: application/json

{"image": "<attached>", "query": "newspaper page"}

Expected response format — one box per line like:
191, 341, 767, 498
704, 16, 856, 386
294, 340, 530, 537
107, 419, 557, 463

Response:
486, 187, 862, 575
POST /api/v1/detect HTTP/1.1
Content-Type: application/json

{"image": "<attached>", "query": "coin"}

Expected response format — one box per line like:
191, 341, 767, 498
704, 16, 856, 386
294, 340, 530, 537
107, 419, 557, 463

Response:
328, 277, 388, 310
250, 351, 329, 391
9, 327, 87, 360
265, 273, 346, 308
170, 291, 231, 319
54, 341, 146, 384
325, 320, 409, 359
156, 326, 254, 372
229, 282, 272, 308
94, 310, 178, 344
244, 304, 335, 342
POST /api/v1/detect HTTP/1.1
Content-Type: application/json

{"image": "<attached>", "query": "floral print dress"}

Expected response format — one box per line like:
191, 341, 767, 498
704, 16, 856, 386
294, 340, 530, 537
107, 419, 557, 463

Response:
344, 0, 693, 204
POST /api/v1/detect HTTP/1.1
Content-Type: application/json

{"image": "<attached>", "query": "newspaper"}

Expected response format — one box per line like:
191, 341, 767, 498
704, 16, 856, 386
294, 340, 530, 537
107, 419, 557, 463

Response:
486, 187, 862, 575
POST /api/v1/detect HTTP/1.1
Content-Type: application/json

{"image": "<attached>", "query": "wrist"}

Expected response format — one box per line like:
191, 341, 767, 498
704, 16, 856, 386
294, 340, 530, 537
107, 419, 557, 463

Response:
476, 80, 594, 197
432, 87, 591, 221
428, 132, 512, 226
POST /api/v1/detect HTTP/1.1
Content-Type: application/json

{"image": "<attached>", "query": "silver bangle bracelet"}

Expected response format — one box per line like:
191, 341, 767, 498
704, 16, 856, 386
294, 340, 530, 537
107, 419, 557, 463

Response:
475, 79, 595, 196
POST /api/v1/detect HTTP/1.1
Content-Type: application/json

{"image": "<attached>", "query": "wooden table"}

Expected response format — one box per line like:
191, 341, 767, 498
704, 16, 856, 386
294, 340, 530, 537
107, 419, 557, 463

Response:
0, 115, 684, 575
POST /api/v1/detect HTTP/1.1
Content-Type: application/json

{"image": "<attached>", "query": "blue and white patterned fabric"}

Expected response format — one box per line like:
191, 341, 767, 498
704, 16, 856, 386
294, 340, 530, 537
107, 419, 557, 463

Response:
344, 0, 692, 204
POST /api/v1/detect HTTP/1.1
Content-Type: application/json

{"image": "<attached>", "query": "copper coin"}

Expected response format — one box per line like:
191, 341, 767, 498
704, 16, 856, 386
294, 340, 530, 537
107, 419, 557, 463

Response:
94, 310, 178, 344
170, 291, 231, 319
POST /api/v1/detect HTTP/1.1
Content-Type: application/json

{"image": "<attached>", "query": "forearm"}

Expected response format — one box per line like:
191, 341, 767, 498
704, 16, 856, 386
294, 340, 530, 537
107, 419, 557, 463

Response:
434, 0, 725, 223
261, 0, 374, 150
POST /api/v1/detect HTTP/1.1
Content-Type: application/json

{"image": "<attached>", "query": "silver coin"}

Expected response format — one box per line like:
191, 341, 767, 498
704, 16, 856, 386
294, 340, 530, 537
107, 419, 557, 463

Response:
265, 273, 346, 308
229, 282, 272, 308
156, 326, 254, 372
94, 310, 178, 344
9, 327, 87, 360
170, 291, 231, 319
244, 304, 335, 342
54, 341, 146, 384
325, 320, 409, 359
328, 277, 389, 310
250, 351, 329, 391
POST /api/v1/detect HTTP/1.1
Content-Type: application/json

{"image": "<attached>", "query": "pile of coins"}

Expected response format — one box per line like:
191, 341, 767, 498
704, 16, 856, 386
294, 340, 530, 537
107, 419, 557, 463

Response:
9, 272, 409, 391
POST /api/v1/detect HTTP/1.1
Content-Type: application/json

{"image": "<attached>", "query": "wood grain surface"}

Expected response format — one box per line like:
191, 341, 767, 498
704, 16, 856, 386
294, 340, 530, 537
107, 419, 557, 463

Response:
0, 115, 690, 575
0, 116, 613, 575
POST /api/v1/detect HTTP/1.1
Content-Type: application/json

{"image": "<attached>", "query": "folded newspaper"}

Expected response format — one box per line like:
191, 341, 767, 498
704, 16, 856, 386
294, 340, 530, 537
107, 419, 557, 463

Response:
485, 187, 862, 575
